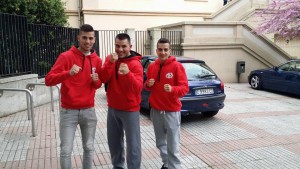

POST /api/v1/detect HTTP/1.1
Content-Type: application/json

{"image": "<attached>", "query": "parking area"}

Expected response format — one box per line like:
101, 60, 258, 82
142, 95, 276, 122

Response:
1, 83, 300, 169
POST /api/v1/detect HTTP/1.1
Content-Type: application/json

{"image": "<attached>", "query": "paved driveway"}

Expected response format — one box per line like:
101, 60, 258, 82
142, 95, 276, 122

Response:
1, 83, 300, 169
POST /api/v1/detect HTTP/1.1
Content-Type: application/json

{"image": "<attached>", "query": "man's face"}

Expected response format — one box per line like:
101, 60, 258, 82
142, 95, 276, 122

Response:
156, 43, 171, 62
77, 31, 95, 53
115, 38, 132, 58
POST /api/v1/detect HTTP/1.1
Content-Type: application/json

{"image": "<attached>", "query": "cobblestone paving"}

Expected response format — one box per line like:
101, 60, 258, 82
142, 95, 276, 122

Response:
1, 83, 300, 169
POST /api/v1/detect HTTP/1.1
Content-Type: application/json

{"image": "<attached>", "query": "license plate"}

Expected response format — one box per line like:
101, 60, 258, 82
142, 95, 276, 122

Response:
195, 88, 214, 95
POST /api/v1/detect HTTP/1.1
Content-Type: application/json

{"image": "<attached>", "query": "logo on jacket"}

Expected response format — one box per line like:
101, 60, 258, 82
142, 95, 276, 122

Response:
166, 73, 173, 79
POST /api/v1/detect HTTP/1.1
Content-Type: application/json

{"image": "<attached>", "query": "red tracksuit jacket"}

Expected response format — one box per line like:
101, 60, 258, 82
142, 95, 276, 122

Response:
101, 51, 143, 111
144, 56, 189, 112
45, 46, 102, 109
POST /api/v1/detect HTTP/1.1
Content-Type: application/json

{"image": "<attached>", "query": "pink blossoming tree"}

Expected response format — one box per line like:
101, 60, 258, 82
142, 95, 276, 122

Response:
254, 0, 300, 38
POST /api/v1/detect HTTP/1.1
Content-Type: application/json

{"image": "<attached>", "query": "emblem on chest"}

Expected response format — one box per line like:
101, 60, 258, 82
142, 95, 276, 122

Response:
165, 73, 173, 79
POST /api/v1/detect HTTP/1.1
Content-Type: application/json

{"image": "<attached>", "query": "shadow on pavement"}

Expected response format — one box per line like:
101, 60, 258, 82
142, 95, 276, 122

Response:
140, 108, 215, 124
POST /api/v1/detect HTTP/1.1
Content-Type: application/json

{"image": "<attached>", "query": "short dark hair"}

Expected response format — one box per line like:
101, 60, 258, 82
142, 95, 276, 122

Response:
79, 24, 94, 33
115, 33, 131, 43
157, 38, 170, 47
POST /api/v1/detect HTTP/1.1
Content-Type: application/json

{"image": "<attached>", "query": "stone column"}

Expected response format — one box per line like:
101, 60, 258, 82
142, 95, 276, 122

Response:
148, 28, 161, 55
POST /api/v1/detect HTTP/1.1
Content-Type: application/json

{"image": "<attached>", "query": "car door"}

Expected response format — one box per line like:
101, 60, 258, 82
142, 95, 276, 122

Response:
261, 68, 284, 91
295, 62, 300, 95
140, 59, 153, 109
264, 61, 300, 94
284, 61, 300, 95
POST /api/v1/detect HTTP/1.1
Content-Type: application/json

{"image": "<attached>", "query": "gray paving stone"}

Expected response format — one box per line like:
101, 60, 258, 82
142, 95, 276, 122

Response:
181, 155, 208, 168
222, 146, 300, 169
241, 115, 300, 135
182, 120, 256, 143
1, 83, 300, 169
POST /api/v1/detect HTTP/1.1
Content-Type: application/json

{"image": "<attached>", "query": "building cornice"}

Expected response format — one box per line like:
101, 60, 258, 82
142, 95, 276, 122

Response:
66, 10, 78, 16
66, 9, 211, 17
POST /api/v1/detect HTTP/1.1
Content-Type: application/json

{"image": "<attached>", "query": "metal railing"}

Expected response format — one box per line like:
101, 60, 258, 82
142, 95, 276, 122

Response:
28, 24, 100, 78
98, 30, 125, 60
161, 31, 182, 56
0, 13, 31, 77
135, 31, 151, 56
0, 88, 35, 136
0, 83, 60, 137
0, 12, 100, 78
26, 83, 60, 112
1, 13, 184, 78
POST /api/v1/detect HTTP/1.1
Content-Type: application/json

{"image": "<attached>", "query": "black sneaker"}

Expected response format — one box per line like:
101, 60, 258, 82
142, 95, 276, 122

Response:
161, 164, 168, 169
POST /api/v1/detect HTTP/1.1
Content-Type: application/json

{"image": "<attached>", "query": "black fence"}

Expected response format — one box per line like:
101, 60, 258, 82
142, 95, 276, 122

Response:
135, 30, 182, 56
0, 13, 31, 77
98, 30, 151, 59
0, 12, 100, 78
136, 31, 150, 56
1, 12, 183, 78
162, 31, 182, 56
28, 24, 100, 77
98, 30, 125, 60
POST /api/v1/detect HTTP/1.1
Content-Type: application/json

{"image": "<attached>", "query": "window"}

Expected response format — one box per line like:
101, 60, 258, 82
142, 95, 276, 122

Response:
280, 61, 300, 72
295, 62, 300, 72
182, 62, 216, 81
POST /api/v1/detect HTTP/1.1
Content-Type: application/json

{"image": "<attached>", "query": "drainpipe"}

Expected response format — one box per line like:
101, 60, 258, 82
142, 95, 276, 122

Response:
78, 0, 82, 27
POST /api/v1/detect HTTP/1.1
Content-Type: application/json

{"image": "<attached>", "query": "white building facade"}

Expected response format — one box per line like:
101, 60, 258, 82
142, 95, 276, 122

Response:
62, 0, 298, 83
63, 0, 223, 30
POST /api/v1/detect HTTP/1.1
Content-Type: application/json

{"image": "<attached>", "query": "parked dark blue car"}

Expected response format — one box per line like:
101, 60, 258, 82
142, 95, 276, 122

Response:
140, 56, 226, 117
248, 60, 300, 95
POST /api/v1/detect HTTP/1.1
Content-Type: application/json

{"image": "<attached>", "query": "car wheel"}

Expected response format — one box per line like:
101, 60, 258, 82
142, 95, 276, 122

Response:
250, 75, 262, 89
201, 111, 218, 117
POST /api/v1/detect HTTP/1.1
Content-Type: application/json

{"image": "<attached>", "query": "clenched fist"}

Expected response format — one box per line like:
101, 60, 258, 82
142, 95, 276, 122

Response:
118, 63, 129, 74
91, 73, 99, 82
164, 84, 172, 92
69, 64, 82, 76
110, 53, 118, 63
147, 78, 155, 87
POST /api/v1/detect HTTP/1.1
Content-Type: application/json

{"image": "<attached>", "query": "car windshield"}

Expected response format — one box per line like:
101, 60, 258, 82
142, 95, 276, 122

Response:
182, 62, 216, 81
278, 61, 300, 72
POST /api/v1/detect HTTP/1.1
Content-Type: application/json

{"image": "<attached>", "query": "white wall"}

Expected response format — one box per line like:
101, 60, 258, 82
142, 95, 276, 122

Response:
82, 0, 217, 13
184, 48, 267, 83
84, 14, 204, 30
159, 21, 290, 82
63, 0, 224, 29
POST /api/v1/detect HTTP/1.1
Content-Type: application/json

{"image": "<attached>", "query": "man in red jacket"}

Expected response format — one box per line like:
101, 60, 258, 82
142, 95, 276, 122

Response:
101, 33, 143, 169
144, 38, 189, 169
45, 24, 102, 169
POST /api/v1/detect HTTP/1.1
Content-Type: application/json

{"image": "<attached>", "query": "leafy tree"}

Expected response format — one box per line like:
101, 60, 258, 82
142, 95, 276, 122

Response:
0, 0, 68, 26
254, 0, 300, 38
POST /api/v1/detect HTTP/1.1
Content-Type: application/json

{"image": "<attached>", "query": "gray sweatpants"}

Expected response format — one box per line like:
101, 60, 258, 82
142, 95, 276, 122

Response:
107, 107, 141, 169
59, 107, 97, 169
151, 108, 181, 169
